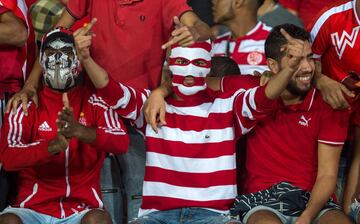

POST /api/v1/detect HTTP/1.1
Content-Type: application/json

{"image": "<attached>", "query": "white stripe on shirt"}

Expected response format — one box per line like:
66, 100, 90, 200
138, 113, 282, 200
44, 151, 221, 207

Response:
146, 152, 236, 173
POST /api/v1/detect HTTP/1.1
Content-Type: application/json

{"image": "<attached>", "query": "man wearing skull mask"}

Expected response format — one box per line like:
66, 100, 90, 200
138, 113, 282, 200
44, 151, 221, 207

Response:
74, 20, 306, 222
0, 27, 129, 224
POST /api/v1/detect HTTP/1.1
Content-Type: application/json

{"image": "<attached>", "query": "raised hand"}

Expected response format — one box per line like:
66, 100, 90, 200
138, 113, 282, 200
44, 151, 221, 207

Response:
56, 93, 80, 139
73, 18, 97, 61
280, 28, 305, 71
161, 16, 200, 49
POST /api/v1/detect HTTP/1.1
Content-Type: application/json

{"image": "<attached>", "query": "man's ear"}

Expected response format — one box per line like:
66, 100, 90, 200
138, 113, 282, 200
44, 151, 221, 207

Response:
267, 58, 280, 74
233, 0, 245, 9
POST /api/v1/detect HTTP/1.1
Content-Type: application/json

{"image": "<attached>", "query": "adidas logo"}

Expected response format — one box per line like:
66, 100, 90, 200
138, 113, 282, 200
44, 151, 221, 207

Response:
38, 121, 52, 132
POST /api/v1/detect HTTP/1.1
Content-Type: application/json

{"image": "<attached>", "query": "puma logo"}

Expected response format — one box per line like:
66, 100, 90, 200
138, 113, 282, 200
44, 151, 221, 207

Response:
299, 115, 311, 127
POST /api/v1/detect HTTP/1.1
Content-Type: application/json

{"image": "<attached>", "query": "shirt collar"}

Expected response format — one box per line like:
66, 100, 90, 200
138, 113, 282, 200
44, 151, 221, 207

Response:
280, 87, 317, 111
118, 0, 143, 5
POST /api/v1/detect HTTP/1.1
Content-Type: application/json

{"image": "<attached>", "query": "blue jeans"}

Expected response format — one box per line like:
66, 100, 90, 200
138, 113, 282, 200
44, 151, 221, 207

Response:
0, 206, 90, 224
130, 208, 240, 224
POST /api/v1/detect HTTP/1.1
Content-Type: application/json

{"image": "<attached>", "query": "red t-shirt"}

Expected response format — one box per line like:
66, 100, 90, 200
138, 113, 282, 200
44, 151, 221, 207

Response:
66, 0, 191, 90
279, 0, 332, 27
222, 76, 349, 193
244, 89, 349, 193
309, 0, 360, 126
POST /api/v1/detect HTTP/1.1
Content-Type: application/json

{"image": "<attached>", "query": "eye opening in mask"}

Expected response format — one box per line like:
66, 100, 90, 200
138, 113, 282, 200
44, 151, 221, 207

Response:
171, 57, 190, 66
169, 57, 211, 68
192, 59, 210, 67
44, 46, 75, 58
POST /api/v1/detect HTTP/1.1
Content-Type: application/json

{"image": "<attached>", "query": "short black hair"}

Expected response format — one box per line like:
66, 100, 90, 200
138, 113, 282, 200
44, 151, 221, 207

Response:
265, 24, 310, 61
209, 56, 241, 77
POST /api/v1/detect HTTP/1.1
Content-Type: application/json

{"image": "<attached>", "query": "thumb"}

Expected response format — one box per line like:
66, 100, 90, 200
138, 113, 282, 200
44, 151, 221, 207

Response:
173, 16, 182, 28
62, 92, 70, 109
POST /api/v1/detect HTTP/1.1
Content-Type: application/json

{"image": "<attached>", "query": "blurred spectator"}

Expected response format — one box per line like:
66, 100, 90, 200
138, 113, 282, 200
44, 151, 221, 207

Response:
258, 0, 303, 28
209, 56, 240, 77
308, 0, 360, 222
279, 0, 333, 27
212, 0, 270, 75
30, 0, 64, 48
0, 0, 28, 128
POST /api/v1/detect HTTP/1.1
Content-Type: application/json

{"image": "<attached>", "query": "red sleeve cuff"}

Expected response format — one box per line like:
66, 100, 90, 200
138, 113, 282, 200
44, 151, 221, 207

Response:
96, 78, 122, 101
92, 128, 129, 154
254, 85, 277, 111
317, 139, 345, 146
0, 6, 9, 14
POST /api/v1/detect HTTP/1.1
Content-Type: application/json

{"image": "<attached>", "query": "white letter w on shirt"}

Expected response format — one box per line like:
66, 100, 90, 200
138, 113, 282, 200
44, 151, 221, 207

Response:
331, 26, 360, 59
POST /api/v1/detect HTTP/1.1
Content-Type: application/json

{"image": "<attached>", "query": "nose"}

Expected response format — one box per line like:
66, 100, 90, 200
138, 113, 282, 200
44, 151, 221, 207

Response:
299, 58, 314, 73
55, 52, 62, 61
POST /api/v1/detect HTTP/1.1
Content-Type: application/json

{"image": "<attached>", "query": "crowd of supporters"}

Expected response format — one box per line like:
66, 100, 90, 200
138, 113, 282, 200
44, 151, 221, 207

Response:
0, 0, 360, 224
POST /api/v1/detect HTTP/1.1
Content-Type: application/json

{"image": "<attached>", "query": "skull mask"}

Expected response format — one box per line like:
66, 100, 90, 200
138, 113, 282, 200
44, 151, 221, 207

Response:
40, 27, 80, 92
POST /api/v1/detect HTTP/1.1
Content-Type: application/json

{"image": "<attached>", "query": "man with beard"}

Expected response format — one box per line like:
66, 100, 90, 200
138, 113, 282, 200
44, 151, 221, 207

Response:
211, 0, 270, 74
73, 20, 307, 222
0, 28, 129, 224
225, 24, 351, 224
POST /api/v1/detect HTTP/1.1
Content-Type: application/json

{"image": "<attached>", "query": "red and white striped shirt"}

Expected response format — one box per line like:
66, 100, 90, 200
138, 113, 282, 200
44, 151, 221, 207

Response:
0, 86, 129, 218
97, 77, 275, 217
211, 22, 271, 75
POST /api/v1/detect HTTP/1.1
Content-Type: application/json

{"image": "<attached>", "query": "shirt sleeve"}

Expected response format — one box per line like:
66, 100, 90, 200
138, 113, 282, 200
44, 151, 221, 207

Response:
96, 78, 150, 130
233, 85, 276, 136
0, 5, 9, 14
308, 10, 332, 60
0, 103, 52, 171
318, 106, 350, 146
221, 75, 261, 94
66, 0, 90, 20
88, 96, 130, 154
162, 0, 192, 31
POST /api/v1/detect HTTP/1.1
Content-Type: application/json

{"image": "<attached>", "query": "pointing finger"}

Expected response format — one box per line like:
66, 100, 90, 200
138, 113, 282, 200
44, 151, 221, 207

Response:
62, 93, 70, 109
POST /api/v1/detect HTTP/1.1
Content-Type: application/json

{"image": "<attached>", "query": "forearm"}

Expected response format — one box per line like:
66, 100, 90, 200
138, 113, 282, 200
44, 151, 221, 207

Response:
302, 175, 337, 221
82, 57, 109, 88
25, 58, 43, 90
193, 20, 211, 41
0, 13, 27, 46
155, 80, 172, 98
265, 67, 295, 100
0, 23, 27, 46
2, 141, 52, 171
92, 127, 129, 154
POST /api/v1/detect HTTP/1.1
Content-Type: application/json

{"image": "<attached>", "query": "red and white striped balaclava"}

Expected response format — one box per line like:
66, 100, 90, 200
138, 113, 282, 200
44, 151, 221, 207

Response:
169, 42, 212, 98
